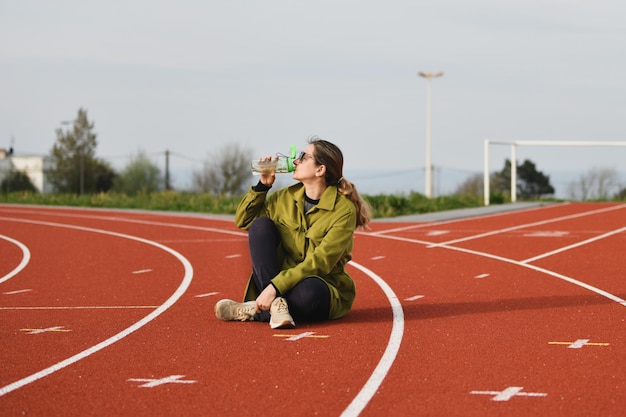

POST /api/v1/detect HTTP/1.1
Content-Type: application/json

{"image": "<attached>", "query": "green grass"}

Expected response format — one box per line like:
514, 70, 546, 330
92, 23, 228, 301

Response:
1, 190, 490, 218
363, 192, 486, 218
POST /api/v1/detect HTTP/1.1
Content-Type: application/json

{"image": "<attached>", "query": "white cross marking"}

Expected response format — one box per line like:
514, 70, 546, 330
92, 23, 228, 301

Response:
568, 339, 590, 348
471, 386, 547, 401
405, 295, 425, 301
127, 375, 197, 388
549, 339, 609, 348
21, 326, 71, 335
475, 273, 490, 279
273, 332, 329, 340
371, 256, 385, 260
285, 331, 316, 341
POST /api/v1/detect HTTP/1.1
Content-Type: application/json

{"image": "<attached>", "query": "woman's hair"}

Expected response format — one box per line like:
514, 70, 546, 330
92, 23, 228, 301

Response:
309, 136, 372, 229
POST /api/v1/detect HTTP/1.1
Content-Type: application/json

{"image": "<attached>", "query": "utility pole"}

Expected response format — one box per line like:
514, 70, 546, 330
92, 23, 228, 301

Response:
165, 149, 171, 190
418, 71, 443, 198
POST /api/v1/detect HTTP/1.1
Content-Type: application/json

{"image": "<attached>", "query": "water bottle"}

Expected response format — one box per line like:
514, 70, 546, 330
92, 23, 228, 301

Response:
251, 145, 297, 175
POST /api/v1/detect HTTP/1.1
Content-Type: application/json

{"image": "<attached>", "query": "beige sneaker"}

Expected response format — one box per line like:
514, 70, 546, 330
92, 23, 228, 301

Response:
214, 299, 256, 322
269, 297, 295, 329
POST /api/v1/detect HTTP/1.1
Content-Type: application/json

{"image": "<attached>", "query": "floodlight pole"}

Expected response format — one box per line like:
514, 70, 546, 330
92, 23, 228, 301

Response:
511, 144, 517, 203
418, 71, 443, 198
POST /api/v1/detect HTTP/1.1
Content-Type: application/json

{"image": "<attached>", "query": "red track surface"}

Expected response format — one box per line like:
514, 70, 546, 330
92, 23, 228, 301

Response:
1, 202, 624, 416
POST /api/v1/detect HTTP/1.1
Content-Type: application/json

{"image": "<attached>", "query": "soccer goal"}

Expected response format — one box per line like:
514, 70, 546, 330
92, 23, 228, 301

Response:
483, 140, 626, 206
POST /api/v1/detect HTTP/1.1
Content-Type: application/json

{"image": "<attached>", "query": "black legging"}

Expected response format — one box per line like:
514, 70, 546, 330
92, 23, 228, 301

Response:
248, 216, 330, 323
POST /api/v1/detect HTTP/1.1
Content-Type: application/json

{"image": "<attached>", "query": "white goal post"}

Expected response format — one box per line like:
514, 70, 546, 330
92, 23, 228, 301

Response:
483, 140, 626, 206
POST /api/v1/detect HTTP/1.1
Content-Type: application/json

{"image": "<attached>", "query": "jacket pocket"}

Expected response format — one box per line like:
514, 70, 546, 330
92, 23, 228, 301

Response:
276, 218, 305, 260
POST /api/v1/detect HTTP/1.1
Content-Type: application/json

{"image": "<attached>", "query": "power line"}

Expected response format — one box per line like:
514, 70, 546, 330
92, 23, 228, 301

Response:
168, 151, 205, 165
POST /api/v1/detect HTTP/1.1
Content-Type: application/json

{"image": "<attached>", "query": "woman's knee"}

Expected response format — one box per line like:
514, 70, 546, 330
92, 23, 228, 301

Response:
248, 216, 274, 232
286, 278, 330, 321
249, 216, 276, 238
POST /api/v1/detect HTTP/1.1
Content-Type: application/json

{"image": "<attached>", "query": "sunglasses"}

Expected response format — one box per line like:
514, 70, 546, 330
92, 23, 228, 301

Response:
297, 151, 315, 163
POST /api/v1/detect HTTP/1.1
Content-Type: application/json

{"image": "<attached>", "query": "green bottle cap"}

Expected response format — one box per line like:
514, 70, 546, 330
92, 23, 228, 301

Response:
286, 144, 296, 172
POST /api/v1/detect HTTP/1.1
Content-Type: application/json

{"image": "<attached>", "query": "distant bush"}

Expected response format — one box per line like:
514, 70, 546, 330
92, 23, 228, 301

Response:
364, 192, 483, 218
1, 171, 38, 193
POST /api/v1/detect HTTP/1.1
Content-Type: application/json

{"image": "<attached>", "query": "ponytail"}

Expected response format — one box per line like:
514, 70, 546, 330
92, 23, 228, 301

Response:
337, 177, 372, 229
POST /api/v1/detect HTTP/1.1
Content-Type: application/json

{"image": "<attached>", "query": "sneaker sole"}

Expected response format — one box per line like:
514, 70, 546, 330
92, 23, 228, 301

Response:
214, 299, 235, 320
270, 319, 295, 329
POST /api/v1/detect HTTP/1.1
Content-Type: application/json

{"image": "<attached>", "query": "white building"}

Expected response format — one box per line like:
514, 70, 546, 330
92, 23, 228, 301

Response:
0, 149, 55, 193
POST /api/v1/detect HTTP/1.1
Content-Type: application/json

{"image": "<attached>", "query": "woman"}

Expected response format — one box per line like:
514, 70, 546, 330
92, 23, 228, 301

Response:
214, 137, 371, 329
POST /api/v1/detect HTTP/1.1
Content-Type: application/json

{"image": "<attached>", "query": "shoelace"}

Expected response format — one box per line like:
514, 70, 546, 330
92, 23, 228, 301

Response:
273, 298, 288, 314
235, 303, 255, 320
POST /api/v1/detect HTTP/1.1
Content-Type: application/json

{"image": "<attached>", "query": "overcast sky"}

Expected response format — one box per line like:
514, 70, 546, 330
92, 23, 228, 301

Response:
1, 0, 624, 193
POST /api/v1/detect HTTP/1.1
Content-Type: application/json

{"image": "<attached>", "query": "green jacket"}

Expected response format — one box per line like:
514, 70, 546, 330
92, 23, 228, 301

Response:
235, 182, 357, 319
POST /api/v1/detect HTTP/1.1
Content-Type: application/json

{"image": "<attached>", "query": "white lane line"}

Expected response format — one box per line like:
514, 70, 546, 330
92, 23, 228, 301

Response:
0, 233, 31, 284
521, 226, 626, 263
0, 217, 194, 397
0, 209, 248, 238
194, 292, 220, 298
434, 203, 626, 247
3, 289, 33, 295
365, 203, 565, 236
341, 261, 404, 417
132, 269, 153, 274
372, 232, 626, 307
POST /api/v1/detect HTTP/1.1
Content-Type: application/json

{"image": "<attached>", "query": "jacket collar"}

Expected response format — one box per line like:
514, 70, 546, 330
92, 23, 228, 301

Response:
289, 182, 338, 211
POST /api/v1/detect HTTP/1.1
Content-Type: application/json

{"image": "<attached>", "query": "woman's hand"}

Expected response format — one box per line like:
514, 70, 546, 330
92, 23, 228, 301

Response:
255, 284, 277, 312
258, 156, 276, 187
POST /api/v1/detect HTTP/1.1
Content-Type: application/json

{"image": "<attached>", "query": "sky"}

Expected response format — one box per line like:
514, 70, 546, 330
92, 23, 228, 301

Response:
1, 0, 625, 195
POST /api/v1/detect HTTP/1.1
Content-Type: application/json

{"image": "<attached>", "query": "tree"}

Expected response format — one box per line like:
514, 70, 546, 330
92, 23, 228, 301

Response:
49, 108, 103, 194
1, 170, 37, 193
454, 173, 483, 197
567, 167, 621, 201
113, 150, 163, 195
492, 159, 554, 200
94, 159, 117, 193
517, 159, 555, 199
192, 143, 253, 196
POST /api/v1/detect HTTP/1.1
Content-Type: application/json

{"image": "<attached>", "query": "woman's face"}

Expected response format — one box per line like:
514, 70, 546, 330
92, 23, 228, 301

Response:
293, 143, 320, 181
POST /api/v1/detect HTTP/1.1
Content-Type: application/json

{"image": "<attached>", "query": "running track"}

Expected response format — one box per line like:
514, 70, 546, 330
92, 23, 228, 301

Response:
0, 202, 624, 417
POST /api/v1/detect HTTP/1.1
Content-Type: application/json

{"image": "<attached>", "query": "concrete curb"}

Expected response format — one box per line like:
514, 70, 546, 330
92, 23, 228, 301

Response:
372, 202, 553, 223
